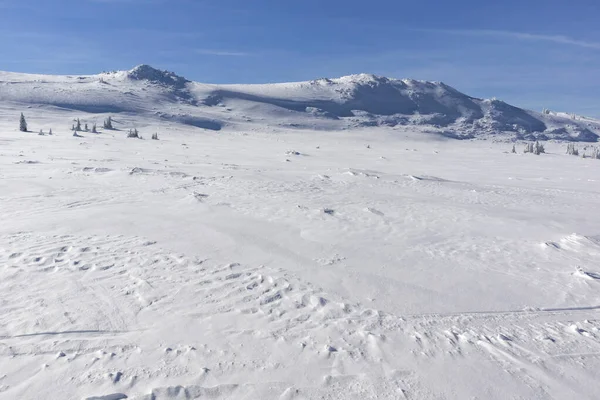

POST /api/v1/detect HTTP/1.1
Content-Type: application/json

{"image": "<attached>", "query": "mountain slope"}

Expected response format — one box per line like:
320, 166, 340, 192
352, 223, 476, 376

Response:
1, 65, 598, 141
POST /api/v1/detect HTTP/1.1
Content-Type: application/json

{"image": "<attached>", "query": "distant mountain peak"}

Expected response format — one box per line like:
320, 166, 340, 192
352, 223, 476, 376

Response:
128, 65, 189, 89
335, 73, 392, 85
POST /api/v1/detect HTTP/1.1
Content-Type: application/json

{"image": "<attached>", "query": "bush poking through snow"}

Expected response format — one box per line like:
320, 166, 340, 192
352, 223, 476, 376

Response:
511, 144, 516, 153
566, 143, 579, 156
19, 113, 28, 132
151, 133, 159, 140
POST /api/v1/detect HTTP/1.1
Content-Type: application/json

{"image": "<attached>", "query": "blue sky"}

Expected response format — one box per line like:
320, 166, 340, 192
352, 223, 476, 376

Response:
1, 0, 599, 116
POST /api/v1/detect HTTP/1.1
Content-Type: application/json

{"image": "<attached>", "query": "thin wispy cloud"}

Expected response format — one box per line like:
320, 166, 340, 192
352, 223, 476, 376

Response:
120, 28, 204, 40
418, 29, 600, 50
194, 49, 250, 57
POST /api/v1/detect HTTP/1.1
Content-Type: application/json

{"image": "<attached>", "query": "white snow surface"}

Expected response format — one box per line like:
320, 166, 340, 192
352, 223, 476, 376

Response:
1, 67, 600, 399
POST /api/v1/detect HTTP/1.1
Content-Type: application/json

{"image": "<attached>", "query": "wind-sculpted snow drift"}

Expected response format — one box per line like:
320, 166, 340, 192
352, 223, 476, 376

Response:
1, 65, 598, 140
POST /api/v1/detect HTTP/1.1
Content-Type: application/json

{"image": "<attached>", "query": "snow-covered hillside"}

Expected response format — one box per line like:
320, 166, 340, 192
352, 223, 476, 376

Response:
1, 65, 598, 141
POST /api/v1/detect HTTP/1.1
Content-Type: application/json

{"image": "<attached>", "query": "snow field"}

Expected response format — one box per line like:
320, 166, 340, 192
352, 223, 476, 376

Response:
1, 107, 600, 399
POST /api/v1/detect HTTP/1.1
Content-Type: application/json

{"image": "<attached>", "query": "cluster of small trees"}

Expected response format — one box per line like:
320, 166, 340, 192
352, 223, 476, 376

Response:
566, 143, 579, 156
523, 141, 545, 155
19, 113, 104, 136
127, 128, 140, 138
570, 144, 600, 159
70, 118, 98, 133
126, 129, 159, 140
515, 141, 600, 159
20, 113, 53, 135
68, 116, 115, 133
511, 141, 545, 155
18, 113, 160, 141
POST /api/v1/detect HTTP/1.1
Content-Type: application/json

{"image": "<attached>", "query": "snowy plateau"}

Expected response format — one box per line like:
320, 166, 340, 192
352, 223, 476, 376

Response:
1, 65, 600, 400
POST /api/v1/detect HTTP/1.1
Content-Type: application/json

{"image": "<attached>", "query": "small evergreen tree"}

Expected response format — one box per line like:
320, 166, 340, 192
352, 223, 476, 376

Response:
75, 118, 81, 131
92, 123, 97, 133
39, 129, 44, 135
49, 129, 53, 135
19, 113, 28, 132
151, 132, 159, 140
533, 141, 545, 155
84, 123, 89, 132
511, 144, 516, 154
103, 116, 113, 130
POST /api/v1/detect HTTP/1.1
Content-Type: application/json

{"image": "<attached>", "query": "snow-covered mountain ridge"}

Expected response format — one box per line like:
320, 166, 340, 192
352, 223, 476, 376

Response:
1, 64, 598, 141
